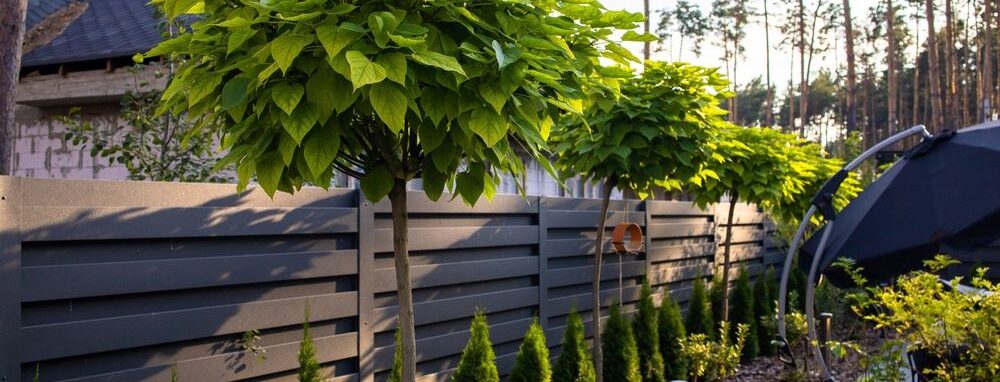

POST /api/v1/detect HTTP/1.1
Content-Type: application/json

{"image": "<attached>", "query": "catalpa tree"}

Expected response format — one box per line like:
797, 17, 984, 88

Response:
147, 0, 650, 379
553, 61, 730, 379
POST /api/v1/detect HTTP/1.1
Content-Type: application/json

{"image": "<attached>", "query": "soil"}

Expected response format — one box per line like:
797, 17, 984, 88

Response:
727, 328, 885, 382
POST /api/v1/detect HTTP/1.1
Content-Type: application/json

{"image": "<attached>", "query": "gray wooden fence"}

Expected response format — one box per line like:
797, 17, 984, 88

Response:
0, 177, 781, 382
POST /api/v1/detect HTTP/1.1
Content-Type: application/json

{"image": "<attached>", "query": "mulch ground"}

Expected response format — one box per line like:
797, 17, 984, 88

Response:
727, 328, 885, 381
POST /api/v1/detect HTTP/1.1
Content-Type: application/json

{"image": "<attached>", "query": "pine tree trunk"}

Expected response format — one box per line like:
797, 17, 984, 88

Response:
592, 177, 616, 382
983, 0, 994, 121
764, 0, 774, 126
798, 0, 808, 136
720, 193, 739, 323
944, 0, 957, 129
0, 0, 28, 175
961, 0, 971, 126
788, 52, 796, 133
843, 0, 859, 136
643, 0, 651, 61
887, 0, 899, 135
925, 0, 945, 131
389, 179, 417, 382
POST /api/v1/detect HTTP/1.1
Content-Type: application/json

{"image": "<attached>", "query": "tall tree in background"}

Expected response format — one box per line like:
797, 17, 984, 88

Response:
944, 0, 958, 128
798, 0, 808, 136
664, 1, 711, 61
0, 0, 28, 175
644, 0, 651, 60
982, 0, 994, 121
764, 0, 775, 126
712, 0, 749, 122
842, 0, 859, 137
925, 0, 945, 130
887, 0, 900, 136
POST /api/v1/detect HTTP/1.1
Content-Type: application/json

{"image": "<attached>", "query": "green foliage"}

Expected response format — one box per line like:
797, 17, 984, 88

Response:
632, 281, 665, 382
685, 277, 714, 337
241, 329, 266, 362
728, 269, 758, 359
658, 290, 688, 380
298, 305, 321, 382
33, 363, 40, 382
753, 267, 776, 356
553, 61, 731, 198
148, 0, 648, 200
61, 64, 230, 183
510, 318, 551, 382
553, 309, 596, 382
387, 327, 402, 382
679, 322, 748, 382
452, 312, 499, 382
601, 304, 640, 382
843, 255, 1000, 381
707, 276, 724, 335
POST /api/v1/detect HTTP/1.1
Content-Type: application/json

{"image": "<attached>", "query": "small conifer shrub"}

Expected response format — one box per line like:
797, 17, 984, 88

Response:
510, 318, 551, 382
553, 308, 596, 382
298, 305, 321, 382
452, 311, 499, 382
658, 290, 688, 380
633, 281, 665, 382
729, 269, 759, 359
602, 304, 641, 382
387, 327, 402, 382
685, 277, 714, 337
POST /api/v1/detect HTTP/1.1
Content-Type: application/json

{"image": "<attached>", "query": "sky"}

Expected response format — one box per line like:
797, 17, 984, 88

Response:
598, 0, 889, 89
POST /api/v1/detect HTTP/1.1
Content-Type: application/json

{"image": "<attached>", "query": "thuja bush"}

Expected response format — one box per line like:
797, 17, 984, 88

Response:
680, 322, 748, 382
633, 281, 665, 382
299, 305, 321, 382
510, 318, 551, 382
452, 312, 499, 382
753, 267, 776, 356
685, 277, 714, 337
708, 276, 724, 334
602, 304, 640, 382
553, 309, 596, 382
658, 291, 688, 380
386, 327, 402, 382
729, 269, 758, 359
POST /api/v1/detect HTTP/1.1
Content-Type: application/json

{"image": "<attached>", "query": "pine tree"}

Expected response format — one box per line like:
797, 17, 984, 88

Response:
632, 281, 665, 382
511, 318, 551, 382
298, 305, 321, 382
754, 268, 776, 356
452, 312, 499, 382
708, 276, 725, 334
553, 309, 596, 382
658, 291, 688, 381
729, 269, 759, 359
685, 277, 714, 337
601, 304, 641, 382
387, 327, 403, 382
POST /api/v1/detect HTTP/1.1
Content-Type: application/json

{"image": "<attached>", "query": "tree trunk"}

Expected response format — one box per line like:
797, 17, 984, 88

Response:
798, 0, 807, 136
925, 0, 945, 131
592, 177, 616, 382
843, 0, 859, 136
887, 0, 899, 136
788, 51, 796, 133
983, 0, 994, 121
944, 0, 957, 129
961, 0, 971, 126
643, 0, 651, 61
720, 192, 739, 322
764, 0, 774, 126
913, 16, 921, 136
0, 0, 28, 175
389, 179, 417, 382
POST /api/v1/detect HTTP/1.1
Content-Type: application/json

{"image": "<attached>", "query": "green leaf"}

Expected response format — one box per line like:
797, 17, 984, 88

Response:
360, 165, 394, 202
422, 164, 446, 201
369, 82, 408, 133
228, 28, 256, 54
306, 66, 338, 122
270, 33, 313, 74
316, 23, 362, 59
279, 104, 318, 143
621, 31, 658, 42
345, 51, 387, 89
303, 124, 340, 179
455, 162, 485, 205
278, 132, 297, 165
271, 83, 305, 115
418, 120, 447, 152
220, 75, 252, 110
479, 83, 507, 113
468, 108, 507, 147
164, 0, 200, 20
420, 87, 450, 125
389, 34, 426, 48
256, 153, 284, 197
410, 50, 466, 76
376, 53, 407, 84
187, 73, 222, 107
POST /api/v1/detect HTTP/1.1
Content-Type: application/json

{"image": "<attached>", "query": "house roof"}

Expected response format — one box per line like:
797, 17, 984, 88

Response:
22, 0, 163, 68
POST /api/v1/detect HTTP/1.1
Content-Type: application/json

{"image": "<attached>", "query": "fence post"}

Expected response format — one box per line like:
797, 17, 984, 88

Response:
357, 191, 375, 382
0, 177, 21, 382
536, 197, 550, 332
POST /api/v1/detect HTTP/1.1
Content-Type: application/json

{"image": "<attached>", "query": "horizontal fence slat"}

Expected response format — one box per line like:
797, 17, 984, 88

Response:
373, 226, 538, 253
646, 223, 714, 239
545, 260, 645, 289
21, 292, 358, 362
543, 211, 645, 229
646, 243, 717, 263
371, 287, 539, 332
373, 257, 538, 294
22, 249, 358, 302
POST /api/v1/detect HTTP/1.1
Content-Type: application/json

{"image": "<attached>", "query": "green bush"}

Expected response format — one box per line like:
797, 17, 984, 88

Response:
553, 308, 596, 382
658, 290, 688, 380
387, 327, 402, 382
452, 312, 499, 382
633, 281, 666, 382
602, 304, 641, 382
708, 276, 724, 333
685, 277, 714, 337
680, 322, 748, 382
510, 318, 551, 382
298, 305, 321, 382
729, 269, 759, 359
753, 267, 776, 356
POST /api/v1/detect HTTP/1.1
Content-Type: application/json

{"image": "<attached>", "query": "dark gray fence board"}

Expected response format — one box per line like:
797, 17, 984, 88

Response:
0, 177, 782, 382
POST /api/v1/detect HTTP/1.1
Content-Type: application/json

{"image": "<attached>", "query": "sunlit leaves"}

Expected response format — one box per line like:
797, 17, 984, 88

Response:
410, 50, 466, 76
369, 82, 408, 133
271, 83, 304, 115
345, 51, 387, 90
468, 108, 507, 147
270, 33, 313, 73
